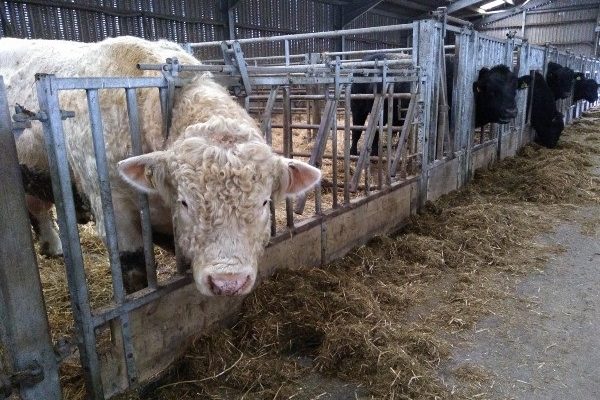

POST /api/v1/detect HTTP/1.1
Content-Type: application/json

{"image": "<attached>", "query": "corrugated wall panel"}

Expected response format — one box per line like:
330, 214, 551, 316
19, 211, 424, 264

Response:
344, 12, 408, 51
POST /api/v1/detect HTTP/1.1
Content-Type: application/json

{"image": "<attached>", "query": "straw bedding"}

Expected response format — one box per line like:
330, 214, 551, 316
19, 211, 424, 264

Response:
116, 111, 600, 399
3, 109, 600, 399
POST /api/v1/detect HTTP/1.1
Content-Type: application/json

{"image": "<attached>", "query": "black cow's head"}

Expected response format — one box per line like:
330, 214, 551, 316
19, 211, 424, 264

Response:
473, 65, 528, 127
536, 110, 564, 149
573, 73, 599, 103
546, 62, 575, 100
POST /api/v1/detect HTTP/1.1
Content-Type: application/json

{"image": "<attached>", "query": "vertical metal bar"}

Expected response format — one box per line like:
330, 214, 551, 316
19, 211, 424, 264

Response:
415, 20, 436, 207
87, 89, 139, 387
260, 85, 279, 144
35, 74, 104, 399
284, 39, 290, 66
386, 83, 393, 186
343, 84, 351, 204
377, 99, 384, 189
125, 88, 157, 290
86, 89, 127, 302
331, 59, 340, 208
160, 84, 186, 273
283, 85, 294, 228
0, 77, 62, 400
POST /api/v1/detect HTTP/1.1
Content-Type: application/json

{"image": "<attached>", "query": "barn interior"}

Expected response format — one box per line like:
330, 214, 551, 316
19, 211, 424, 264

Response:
1, 1, 600, 399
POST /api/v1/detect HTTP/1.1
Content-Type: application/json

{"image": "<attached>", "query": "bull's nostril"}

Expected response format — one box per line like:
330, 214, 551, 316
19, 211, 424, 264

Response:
207, 273, 251, 296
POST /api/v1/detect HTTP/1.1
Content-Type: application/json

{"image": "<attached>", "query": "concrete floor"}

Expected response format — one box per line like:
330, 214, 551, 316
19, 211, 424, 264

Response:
447, 212, 600, 399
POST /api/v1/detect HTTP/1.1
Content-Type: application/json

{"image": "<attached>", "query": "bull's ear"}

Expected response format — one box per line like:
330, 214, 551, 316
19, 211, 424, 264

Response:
118, 151, 169, 194
517, 75, 532, 90
274, 157, 322, 200
477, 67, 490, 81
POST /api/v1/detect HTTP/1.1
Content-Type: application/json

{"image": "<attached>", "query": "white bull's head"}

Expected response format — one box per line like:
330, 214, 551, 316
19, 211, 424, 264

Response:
118, 117, 321, 296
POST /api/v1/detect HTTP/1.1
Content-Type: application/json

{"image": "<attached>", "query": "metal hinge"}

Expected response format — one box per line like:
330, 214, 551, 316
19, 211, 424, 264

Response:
11, 103, 75, 138
0, 361, 44, 399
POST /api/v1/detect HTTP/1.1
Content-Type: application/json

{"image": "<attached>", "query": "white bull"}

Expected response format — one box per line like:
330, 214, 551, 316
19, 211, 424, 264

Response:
0, 36, 321, 295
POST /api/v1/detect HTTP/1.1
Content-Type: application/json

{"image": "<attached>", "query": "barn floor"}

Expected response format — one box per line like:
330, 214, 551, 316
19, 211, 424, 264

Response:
441, 214, 600, 399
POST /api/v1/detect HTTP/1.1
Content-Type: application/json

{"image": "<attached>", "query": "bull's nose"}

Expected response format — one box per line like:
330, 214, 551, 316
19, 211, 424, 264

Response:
207, 273, 251, 296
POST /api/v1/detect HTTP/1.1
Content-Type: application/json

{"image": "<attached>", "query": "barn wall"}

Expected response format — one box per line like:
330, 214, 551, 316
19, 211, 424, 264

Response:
478, 0, 600, 56
0, 0, 405, 60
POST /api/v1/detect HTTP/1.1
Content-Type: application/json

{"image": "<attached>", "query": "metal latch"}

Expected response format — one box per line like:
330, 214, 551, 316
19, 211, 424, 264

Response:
0, 361, 44, 399
12, 104, 75, 138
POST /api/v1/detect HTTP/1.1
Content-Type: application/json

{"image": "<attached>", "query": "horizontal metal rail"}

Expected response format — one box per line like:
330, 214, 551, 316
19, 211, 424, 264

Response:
247, 93, 412, 100
188, 23, 414, 47
43, 76, 167, 90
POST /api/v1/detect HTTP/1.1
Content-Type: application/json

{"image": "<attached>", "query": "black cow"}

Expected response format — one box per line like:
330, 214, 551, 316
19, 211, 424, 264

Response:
524, 72, 564, 149
573, 73, 599, 103
349, 53, 410, 156
350, 53, 525, 156
472, 64, 520, 127
546, 62, 575, 100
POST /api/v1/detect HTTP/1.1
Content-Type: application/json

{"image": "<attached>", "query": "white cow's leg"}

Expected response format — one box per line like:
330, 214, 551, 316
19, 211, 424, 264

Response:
111, 195, 148, 293
26, 195, 63, 256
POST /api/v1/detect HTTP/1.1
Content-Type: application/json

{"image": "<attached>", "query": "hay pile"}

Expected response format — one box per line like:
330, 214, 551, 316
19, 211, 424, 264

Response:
110, 115, 600, 399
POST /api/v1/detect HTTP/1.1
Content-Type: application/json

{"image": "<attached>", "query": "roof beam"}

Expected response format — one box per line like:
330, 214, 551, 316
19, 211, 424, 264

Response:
446, 0, 484, 14
475, 0, 555, 28
341, 0, 384, 27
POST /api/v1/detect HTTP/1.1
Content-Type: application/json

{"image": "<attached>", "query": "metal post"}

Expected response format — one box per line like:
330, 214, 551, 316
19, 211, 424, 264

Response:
0, 78, 62, 400
414, 20, 437, 206
35, 74, 104, 399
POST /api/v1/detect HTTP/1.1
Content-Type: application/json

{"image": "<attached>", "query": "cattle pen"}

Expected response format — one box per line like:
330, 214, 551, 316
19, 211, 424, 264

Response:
2, 1, 600, 399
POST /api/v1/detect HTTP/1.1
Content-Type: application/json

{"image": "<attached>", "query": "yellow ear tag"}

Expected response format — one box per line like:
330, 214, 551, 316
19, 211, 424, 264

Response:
576, 76, 582, 81
521, 83, 528, 88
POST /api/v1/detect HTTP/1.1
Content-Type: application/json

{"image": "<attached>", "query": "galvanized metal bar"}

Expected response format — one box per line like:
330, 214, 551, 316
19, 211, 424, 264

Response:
247, 93, 413, 100
349, 84, 388, 192
86, 89, 128, 302
125, 88, 157, 290
269, 123, 404, 132
414, 20, 436, 207
260, 86, 280, 143
283, 86, 294, 228
0, 77, 62, 400
35, 73, 104, 399
386, 83, 394, 186
390, 92, 417, 176
294, 98, 336, 213
189, 23, 414, 47
51, 76, 167, 90
92, 275, 192, 327
343, 85, 351, 204
332, 60, 340, 209
87, 89, 140, 387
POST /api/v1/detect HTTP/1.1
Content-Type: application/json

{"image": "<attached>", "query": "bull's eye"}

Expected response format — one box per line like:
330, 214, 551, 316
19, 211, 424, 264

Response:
263, 199, 270, 207
181, 200, 188, 209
